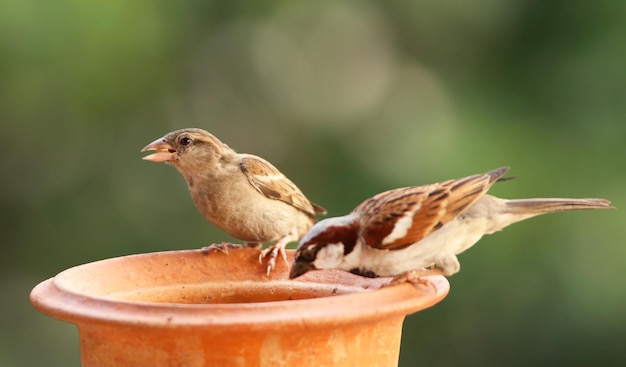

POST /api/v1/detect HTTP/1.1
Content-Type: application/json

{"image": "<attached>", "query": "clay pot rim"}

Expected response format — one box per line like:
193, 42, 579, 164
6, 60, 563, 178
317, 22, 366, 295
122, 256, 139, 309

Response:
30, 249, 450, 330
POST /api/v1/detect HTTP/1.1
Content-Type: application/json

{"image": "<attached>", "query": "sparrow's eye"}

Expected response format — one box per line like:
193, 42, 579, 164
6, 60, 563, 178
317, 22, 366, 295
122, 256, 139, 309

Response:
300, 245, 317, 261
178, 136, 192, 146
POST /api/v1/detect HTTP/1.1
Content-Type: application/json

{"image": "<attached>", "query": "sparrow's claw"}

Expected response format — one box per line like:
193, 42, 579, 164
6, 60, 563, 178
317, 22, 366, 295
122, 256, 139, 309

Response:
201, 242, 242, 255
258, 237, 291, 276
385, 268, 445, 291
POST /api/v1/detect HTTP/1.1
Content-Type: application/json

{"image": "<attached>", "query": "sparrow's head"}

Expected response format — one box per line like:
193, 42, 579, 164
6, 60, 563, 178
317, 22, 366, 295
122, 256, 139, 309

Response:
289, 215, 360, 279
142, 128, 233, 172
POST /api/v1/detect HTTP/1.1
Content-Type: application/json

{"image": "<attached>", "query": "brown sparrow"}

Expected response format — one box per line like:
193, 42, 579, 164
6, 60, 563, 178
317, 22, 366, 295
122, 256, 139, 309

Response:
290, 167, 614, 283
141, 128, 326, 275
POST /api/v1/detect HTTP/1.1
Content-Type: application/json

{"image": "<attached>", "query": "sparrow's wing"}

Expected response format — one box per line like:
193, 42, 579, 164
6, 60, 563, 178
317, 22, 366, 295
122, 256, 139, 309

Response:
357, 167, 509, 250
240, 155, 326, 216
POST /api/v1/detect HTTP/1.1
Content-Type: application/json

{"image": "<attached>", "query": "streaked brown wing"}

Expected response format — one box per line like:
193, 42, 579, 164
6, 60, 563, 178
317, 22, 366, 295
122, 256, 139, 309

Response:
240, 155, 326, 217
356, 167, 509, 250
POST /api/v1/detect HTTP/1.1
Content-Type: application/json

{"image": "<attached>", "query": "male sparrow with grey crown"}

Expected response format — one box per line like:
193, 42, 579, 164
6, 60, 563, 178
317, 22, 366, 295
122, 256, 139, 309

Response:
142, 128, 326, 276
290, 167, 613, 284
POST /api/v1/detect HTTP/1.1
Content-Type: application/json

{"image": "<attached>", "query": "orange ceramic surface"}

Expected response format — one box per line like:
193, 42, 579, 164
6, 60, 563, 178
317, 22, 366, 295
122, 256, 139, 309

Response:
31, 248, 449, 367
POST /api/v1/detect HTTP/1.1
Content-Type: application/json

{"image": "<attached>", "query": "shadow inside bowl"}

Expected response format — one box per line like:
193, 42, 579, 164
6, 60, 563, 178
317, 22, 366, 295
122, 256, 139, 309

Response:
107, 281, 360, 304
52, 248, 392, 306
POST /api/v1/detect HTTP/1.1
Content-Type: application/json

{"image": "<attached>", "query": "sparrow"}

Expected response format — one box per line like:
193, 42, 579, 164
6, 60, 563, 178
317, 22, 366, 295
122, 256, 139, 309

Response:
290, 167, 614, 284
141, 128, 326, 275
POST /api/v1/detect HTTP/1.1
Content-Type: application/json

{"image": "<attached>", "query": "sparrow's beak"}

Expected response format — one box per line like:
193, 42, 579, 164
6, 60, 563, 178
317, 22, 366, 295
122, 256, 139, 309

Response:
141, 138, 176, 163
289, 260, 315, 279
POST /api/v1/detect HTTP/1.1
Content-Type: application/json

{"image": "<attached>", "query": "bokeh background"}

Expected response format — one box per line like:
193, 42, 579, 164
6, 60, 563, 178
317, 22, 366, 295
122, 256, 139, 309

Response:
2, 1, 624, 366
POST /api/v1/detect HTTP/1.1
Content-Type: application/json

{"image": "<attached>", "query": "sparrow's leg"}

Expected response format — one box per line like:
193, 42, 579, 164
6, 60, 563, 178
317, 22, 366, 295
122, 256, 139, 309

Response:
201, 242, 243, 255
259, 236, 293, 276
386, 268, 445, 290
388, 255, 459, 288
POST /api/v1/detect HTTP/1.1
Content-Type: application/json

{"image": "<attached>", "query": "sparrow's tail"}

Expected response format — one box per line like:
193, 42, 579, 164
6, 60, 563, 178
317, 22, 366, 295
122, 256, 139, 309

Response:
480, 197, 614, 235
505, 198, 614, 215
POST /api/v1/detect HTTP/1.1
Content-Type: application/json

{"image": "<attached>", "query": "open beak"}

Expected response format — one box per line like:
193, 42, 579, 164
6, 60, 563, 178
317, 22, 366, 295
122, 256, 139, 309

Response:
141, 138, 176, 163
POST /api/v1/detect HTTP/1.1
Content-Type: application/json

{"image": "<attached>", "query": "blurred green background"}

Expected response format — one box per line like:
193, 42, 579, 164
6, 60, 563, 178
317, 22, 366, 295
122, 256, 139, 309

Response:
2, 0, 624, 366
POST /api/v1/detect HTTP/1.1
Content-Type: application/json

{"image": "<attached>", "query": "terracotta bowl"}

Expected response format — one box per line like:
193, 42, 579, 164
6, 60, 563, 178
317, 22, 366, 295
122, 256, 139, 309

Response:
30, 248, 449, 367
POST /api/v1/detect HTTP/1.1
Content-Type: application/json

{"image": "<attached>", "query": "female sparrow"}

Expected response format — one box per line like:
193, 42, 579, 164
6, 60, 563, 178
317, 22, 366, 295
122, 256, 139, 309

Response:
290, 167, 613, 283
142, 128, 326, 275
